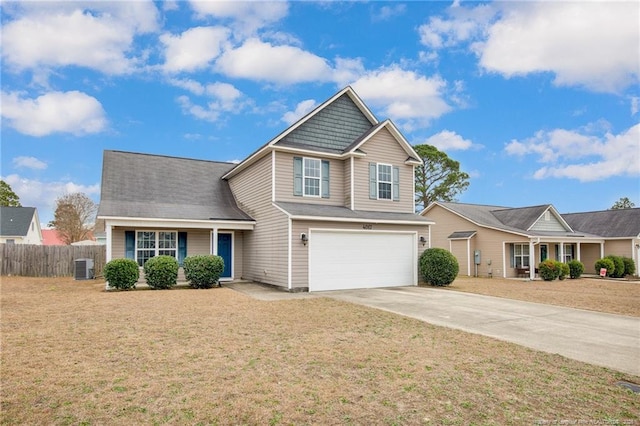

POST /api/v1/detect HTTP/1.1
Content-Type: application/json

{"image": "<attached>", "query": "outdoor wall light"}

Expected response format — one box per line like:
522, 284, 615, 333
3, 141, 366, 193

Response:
419, 236, 427, 246
301, 233, 308, 246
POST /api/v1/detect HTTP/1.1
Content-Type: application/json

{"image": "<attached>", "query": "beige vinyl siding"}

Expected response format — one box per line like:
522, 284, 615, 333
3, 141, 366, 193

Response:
112, 229, 125, 258
580, 243, 602, 274
188, 230, 211, 256
450, 239, 471, 276
229, 153, 289, 287
353, 128, 415, 213
344, 158, 352, 209
274, 151, 346, 206
291, 219, 429, 290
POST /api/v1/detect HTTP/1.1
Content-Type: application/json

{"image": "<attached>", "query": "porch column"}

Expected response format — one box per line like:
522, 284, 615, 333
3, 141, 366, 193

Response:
600, 242, 605, 258
576, 242, 581, 262
529, 240, 536, 280
212, 228, 218, 255
105, 223, 113, 262
559, 242, 564, 263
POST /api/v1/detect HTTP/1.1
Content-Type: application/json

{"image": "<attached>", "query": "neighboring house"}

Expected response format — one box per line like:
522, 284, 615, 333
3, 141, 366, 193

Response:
421, 202, 640, 279
98, 87, 434, 291
0, 206, 43, 245
42, 228, 66, 245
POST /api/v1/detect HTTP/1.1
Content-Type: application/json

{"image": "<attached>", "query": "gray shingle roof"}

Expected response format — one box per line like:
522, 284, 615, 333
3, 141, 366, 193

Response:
0, 206, 36, 237
563, 208, 640, 238
97, 151, 253, 221
276, 202, 433, 224
491, 205, 551, 230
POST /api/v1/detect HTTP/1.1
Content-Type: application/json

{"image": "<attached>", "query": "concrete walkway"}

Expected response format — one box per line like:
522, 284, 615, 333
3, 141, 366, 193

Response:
324, 286, 640, 376
224, 282, 640, 376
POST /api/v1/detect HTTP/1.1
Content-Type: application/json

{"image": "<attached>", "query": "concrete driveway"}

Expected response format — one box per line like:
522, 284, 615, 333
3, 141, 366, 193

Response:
322, 286, 640, 376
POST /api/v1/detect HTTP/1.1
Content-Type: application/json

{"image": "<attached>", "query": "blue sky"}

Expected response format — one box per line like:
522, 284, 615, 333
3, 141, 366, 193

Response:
1, 1, 639, 225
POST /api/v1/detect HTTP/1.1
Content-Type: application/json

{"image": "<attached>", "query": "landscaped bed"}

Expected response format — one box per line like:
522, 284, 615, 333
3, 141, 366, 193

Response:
1, 276, 638, 425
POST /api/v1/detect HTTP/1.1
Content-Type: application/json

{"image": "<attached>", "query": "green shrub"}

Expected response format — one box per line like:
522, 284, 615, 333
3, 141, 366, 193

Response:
144, 255, 179, 289
419, 248, 459, 286
567, 260, 584, 279
538, 259, 560, 281
104, 258, 139, 290
605, 255, 625, 278
183, 255, 224, 289
594, 258, 615, 277
558, 262, 570, 280
622, 257, 636, 277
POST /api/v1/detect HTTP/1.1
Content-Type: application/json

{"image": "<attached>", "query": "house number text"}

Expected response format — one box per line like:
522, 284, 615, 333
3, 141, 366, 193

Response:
362, 224, 373, 230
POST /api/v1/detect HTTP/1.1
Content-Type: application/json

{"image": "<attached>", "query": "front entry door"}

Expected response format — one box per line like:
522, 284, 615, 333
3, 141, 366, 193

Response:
217, 233, 233, 280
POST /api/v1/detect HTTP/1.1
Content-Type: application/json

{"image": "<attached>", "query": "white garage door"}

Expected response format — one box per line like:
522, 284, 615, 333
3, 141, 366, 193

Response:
309, 230, 416, 292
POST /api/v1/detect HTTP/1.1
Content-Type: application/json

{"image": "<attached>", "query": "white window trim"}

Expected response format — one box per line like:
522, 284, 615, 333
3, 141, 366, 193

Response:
136, 230, 178, 266
377, 163, 393, 200
513, 243, 530, 268
303, 157, 322, 198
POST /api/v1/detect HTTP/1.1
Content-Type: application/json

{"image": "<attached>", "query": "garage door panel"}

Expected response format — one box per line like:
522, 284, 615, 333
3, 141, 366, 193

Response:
309, 231, 415, 291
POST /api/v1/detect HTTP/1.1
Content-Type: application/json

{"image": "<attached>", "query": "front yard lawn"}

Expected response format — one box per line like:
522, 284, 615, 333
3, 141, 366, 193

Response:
1, 276, 638, 425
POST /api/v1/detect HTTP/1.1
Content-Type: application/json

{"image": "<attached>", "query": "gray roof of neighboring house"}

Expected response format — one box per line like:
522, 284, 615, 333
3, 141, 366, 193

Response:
276, 202, 433, 224
434, 202, 593, 237
0, 206, 36, 236
97, 151, 253, 221
563, 208, 640, 238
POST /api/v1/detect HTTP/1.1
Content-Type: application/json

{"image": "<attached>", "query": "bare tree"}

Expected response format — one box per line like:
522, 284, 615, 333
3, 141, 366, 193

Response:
49, 193, 97, 245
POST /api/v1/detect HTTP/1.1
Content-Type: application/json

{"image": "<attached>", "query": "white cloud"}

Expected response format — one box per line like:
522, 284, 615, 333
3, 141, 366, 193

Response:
216, 38, 333, 84
505, 123, 640, 182
423, 130, 475, 151
176, 82, 246, 122
631, 97, 639, 116
349, 66, 451, 127
1, 3, 160, 76
160, 26, 230, 73
479, 2, 639, 93
189, 1, 288, 36
282, 99, 318, 125
372, 4, 406, 22
12, 156, 47, 170
419, 2, 639, 93
1, 91, 107, 137
2, 174, 100, 224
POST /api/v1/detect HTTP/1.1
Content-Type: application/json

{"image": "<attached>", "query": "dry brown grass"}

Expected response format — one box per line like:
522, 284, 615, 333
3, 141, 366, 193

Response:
1, 276, 639, 425
439, 276, 640, 317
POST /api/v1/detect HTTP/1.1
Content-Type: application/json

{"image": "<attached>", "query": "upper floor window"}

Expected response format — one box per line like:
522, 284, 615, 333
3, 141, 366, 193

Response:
377, 164, 392, 200
304, 158, 321, 197
369, 162, 399, 201
293, 157, 330, 198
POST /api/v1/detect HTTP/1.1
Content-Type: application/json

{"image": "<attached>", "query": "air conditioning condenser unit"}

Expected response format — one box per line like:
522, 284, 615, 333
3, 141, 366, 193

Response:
74, 258, 94, 280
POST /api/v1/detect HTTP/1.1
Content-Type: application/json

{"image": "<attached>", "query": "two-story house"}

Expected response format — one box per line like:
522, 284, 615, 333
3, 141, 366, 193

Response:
98, 87, 434, 291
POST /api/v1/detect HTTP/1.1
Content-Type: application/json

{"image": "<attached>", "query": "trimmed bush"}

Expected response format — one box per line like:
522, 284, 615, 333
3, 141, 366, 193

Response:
419, 248, 459, 286
567, 260, 584, 279
558, 262, 570, 280
144, 255, 179, 289
183, 255, 224, 289
538, 259, 560, 281
622, 257, 636, 277
594, 258, 615, 277
104, 258, 139, 290
605, 255, 625, 278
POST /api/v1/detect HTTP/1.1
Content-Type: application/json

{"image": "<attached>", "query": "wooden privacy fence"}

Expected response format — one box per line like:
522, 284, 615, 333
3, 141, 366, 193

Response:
0, 244, 106, 277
